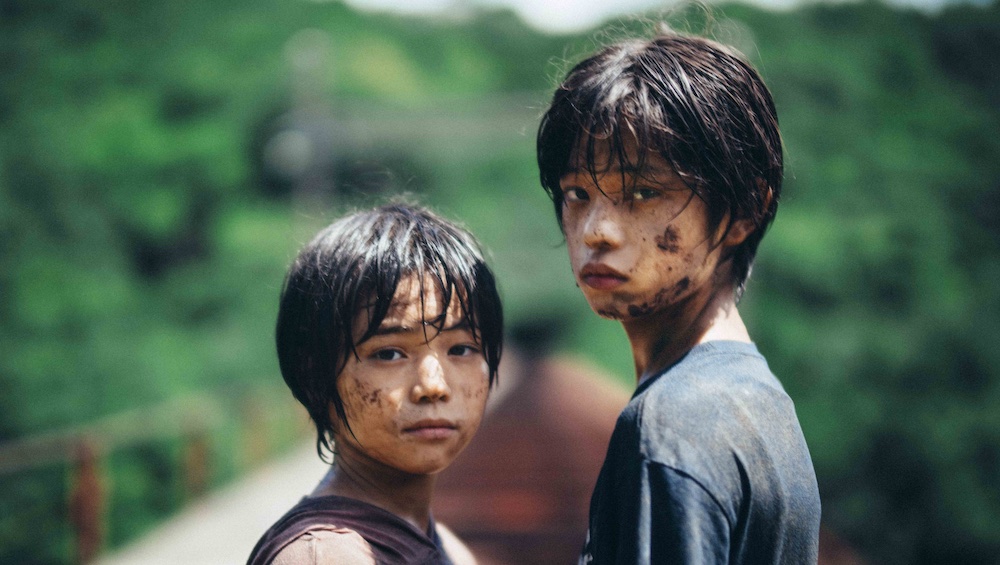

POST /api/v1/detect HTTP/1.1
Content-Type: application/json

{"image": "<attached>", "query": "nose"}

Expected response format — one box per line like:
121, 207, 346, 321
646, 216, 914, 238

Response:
581, 198, 624, 251
411, 353, 451, 403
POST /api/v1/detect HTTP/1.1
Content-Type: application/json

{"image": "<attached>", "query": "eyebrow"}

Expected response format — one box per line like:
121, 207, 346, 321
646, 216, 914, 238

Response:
560, 162, 677, 179
370, 318, 472, 337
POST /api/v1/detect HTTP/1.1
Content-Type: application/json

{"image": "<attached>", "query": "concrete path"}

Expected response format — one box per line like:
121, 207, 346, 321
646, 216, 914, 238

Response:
95, 442, 328, 565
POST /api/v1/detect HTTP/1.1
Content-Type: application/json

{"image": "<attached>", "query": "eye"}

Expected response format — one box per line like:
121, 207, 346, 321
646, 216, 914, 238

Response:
448, 344, 481, 357
631, 187, 661, 201
372, 348, 404, 362
561, 186, 590, 203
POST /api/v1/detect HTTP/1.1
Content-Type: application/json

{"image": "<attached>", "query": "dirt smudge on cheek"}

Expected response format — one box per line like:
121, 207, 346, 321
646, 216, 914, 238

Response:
625, 276, 693, 318
672, 277, 691, 298
655, 225, 681, 254
597, 308, 626, 320
460, 381, 488, 401
627, 286, 671, 318
627, 303, 651, 317
363, 388, 382, 405
347, 379, 382, 406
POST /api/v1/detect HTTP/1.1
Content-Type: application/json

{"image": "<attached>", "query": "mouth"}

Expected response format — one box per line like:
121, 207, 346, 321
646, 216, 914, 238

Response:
579, 263, 628, 291
403, 419, 458, 440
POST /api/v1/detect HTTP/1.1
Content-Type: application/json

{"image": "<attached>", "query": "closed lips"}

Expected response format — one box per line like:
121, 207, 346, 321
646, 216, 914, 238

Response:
580, 264, 626, 279
580, 264, 628, 289
404, 420, 456, 431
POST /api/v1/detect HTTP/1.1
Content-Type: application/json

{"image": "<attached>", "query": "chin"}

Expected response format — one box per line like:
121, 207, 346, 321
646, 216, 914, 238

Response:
394, 452, 460, 476
403, 461, 453, 476
594, 306, 627, 321
586, 297, 626, 321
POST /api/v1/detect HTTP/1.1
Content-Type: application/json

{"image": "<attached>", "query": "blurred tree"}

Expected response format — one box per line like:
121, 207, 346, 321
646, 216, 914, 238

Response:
729, 3, 1000, 563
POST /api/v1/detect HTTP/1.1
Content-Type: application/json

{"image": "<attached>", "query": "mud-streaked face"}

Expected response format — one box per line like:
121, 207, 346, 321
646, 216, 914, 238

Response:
559, 140, 735, 322
331, 277, 490, 476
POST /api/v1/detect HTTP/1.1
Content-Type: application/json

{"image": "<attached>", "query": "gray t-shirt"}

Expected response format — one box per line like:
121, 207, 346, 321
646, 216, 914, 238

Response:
580, 341, 821, 564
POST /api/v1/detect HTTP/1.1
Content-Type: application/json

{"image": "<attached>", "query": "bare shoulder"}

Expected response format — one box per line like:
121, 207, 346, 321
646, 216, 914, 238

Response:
436, 522, 478, 565
271, 528, 376, 565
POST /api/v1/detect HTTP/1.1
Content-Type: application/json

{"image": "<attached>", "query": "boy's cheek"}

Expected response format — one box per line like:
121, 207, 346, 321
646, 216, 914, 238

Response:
472, 380, 490, 403
461, 360, 490, 400
655, 224, 682, 254
335, 377, 368, 413
456, 376, 489, 404
459, 380, 490, 425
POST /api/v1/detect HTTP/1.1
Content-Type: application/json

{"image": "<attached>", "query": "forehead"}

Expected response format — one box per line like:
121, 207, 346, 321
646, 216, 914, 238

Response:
387, 277, 457, 320
354, 275, 465, 340
561, 136, 692, 191
564, 135, 682, 183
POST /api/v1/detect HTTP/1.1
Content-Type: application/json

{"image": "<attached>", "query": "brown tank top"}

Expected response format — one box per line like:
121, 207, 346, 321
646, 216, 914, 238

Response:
246, 495, 453, 565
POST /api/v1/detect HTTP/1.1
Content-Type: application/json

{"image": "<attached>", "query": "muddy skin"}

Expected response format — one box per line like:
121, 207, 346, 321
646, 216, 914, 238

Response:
655, 225, 681, 254
627, 286, 671, 318
672, 277, 691, 298
597, 308, 625, 320
628, 279, 687, 318
625, 276, 693, 318
627, 304, 650, 317
350, 380, 382, 406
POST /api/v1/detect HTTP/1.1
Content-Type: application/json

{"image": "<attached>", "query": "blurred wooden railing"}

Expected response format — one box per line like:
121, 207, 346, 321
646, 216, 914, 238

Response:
0, 388, 307, 564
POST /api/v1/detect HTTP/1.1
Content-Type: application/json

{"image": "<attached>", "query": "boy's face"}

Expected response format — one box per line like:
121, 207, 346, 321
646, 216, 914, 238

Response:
558, 139, 737, 322
331, 277, 490, 476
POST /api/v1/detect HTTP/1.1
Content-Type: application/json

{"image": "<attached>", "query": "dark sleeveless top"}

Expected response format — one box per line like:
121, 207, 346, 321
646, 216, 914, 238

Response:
246, 495, 454, 565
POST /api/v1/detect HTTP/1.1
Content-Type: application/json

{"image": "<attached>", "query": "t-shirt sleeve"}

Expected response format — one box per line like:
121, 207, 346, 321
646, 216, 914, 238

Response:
271, 528, 377, 565
645, 461, 730, 564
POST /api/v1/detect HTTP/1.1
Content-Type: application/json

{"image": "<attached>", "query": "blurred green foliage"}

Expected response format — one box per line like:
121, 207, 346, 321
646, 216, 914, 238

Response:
1, 0, 999, 563
736, 4, 1000, 563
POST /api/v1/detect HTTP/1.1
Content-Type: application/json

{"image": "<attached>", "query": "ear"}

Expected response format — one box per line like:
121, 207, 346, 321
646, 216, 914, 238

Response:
723, 216, 755, 247
758, 178, 775, 212
723, 179, 773, 248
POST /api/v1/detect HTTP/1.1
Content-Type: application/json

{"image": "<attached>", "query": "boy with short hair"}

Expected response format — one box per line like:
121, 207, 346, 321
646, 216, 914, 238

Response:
537, 28, 822, 563
247, 203, 502, 565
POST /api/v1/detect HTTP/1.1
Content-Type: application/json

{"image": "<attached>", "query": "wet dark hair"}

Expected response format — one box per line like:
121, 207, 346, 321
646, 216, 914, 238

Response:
275, 203, 503, 460
537, 27, 782, 290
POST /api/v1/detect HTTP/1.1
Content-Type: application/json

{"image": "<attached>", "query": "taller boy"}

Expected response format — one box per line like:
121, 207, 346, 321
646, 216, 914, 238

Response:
537, 28, 822, 563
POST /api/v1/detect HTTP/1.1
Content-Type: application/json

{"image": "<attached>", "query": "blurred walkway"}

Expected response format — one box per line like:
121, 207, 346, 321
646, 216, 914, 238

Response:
95, 442, 327, 565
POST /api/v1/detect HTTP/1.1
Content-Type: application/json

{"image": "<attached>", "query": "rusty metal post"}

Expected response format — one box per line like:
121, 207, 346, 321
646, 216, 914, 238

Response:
183, 431, 211, 500
241, 391, 271, 469
68, 437, 104, 564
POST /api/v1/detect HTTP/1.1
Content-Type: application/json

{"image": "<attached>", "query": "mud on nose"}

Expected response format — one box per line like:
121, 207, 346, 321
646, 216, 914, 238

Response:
582, 202, 625, 249
413, 355, 450, 402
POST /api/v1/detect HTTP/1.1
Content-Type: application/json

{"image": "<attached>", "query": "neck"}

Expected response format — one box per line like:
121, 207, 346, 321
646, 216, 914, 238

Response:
311, 450, 436, 533
623, 283, 750, 385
